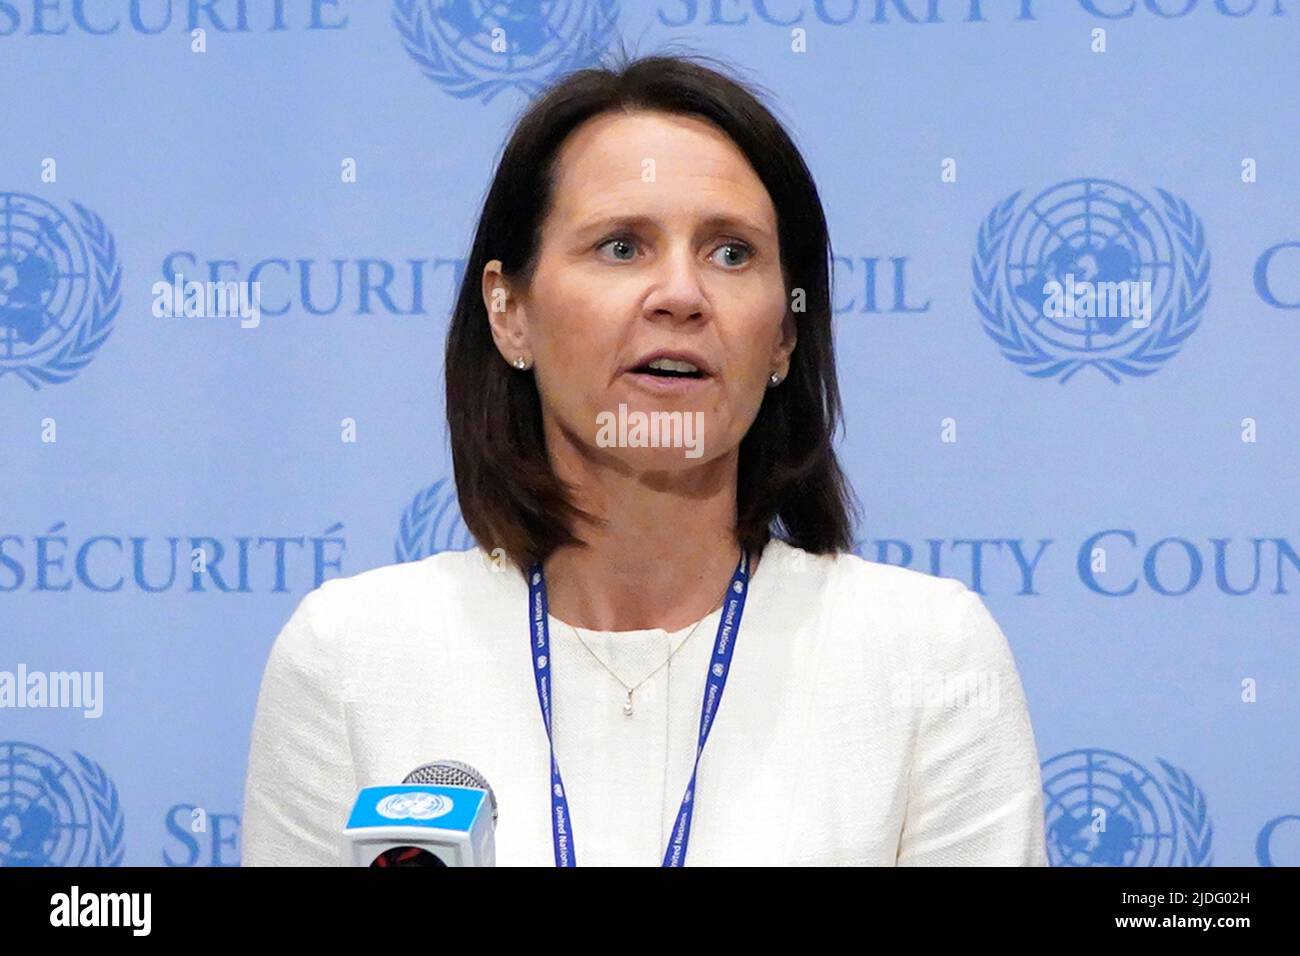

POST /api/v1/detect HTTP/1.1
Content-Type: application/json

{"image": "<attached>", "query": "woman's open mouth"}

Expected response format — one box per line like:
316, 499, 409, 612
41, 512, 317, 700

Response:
625, 357, 711, 394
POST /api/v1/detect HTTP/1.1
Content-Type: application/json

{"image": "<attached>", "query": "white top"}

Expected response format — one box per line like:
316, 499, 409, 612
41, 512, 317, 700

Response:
241, 537, 1048, 866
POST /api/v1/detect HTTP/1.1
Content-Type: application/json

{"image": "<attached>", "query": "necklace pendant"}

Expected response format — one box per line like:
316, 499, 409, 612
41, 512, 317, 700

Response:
624, 690, 634, 717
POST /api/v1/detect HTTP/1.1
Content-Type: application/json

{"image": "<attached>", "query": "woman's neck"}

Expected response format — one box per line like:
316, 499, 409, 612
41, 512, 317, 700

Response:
540, 438, 755, 633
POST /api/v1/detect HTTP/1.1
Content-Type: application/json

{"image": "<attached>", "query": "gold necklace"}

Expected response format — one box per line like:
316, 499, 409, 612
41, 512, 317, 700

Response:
560, 551, 741, 717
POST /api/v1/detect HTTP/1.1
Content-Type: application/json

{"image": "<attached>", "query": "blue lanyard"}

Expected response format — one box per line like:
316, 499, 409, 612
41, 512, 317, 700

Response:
526, 547, 751, 867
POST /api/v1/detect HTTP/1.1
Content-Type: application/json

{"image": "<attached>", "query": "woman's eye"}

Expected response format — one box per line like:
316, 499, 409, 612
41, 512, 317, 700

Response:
598, 238, 637, 261
711, 241, 753, 268
597, 237, 752, 267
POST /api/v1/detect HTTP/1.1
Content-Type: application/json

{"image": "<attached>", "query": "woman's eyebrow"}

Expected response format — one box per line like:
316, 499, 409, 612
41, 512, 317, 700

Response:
571, 212, 774, 240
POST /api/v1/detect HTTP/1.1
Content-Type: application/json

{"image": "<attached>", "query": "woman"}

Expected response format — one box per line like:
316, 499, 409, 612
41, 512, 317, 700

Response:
242, 52, 1048, 866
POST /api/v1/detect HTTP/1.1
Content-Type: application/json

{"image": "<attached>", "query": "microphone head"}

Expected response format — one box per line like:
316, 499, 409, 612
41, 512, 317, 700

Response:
341, 762, 500, 866
402, 760, 499, 826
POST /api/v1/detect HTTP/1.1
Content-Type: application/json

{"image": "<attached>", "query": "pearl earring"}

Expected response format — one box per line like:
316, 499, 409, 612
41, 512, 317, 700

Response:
769, 372, 782, 386
513, 356, 529, 370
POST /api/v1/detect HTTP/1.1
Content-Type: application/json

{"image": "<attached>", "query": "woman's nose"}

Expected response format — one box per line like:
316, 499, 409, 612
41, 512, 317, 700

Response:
642, 244, 707, 322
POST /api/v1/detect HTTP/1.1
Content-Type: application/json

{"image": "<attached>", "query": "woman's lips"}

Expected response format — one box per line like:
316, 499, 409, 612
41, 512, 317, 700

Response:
623, 370, 712, 395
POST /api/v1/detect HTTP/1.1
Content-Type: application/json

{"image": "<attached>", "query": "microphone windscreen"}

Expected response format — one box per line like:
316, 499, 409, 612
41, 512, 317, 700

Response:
403, 760, 499, 826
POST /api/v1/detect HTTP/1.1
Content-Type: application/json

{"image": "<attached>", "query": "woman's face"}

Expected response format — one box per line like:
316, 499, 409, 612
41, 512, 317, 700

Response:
484, 110, 795, 474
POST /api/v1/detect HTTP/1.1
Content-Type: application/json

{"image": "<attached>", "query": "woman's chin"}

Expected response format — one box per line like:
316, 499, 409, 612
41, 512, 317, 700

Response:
588, 402, 713, 466
594, 443, 713, 471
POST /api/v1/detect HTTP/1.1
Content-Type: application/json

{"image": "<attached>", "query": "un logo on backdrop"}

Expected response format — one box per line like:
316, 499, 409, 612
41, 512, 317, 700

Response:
1041, 748, 1213, 866
0, 741, 124, 866
392, 0, 620, 103
973, 178, 1209, 383
395, 477, 478, 561
0, 192, 121, 390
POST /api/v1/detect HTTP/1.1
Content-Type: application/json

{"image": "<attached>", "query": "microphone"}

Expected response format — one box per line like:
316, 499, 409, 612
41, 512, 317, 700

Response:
340, 760, 499, 867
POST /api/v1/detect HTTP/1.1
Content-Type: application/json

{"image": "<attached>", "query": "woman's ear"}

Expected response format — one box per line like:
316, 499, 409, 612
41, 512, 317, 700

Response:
482, 259, 531, 366
772, 308, 798, 380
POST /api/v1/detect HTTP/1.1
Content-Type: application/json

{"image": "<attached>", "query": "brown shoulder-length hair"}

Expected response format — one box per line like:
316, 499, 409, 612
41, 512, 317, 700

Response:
446, 48, 858, 573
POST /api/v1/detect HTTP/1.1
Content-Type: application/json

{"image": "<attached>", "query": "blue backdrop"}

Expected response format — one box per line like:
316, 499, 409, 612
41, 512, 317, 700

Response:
2, 0, 1298, 867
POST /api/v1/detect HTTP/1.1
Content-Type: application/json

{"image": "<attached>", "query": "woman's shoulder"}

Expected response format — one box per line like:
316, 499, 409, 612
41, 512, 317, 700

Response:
270, 546, 506, 657
311, 545, 499, 611
771, 540, 1002, 660
771, 539, 971, 614
826, 546, 968, 601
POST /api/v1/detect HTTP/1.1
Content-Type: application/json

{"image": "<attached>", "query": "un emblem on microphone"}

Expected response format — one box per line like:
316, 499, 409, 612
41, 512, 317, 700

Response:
0, 741, 125, 866
376, 791, 454, 820
972, 178, 1209, 383
0, 193, 122, 390
1041, 748, 1212, 866
392, 0, 620, 104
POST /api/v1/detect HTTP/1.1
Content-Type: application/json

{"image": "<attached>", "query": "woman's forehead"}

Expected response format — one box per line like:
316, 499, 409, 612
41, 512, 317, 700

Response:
547, 111, 776, 229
